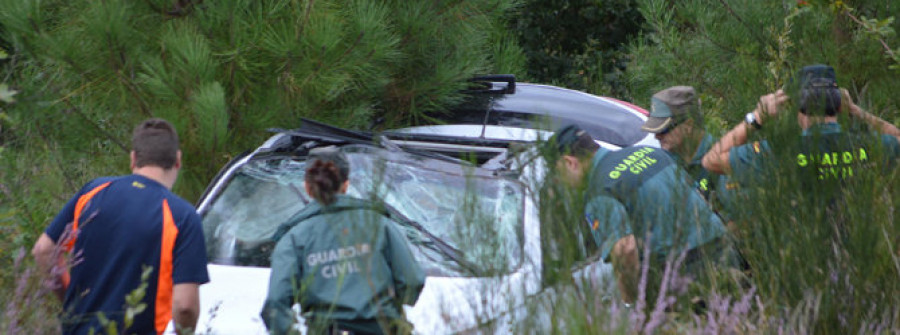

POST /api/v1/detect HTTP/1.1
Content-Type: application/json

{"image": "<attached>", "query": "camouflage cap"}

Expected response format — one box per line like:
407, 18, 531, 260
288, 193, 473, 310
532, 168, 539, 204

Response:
796, 64, 841, 115
641, 86, 698, 133
798, 64, 837, 89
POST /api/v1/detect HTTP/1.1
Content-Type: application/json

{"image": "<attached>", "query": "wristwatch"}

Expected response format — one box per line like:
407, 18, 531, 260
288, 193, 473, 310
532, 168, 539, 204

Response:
744, 112, 762, 129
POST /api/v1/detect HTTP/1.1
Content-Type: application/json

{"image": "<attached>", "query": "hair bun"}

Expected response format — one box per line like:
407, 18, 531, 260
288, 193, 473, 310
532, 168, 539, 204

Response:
306, 159, 348, 205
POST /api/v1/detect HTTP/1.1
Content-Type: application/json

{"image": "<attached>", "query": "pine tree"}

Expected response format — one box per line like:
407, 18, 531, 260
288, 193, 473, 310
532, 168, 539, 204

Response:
626, 0, 900, 130
0, 1, 525, 294
0, 0, 524, 203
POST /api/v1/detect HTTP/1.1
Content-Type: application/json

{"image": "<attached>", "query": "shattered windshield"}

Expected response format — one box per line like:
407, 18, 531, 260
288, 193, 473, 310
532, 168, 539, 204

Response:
201, 145, 525, 277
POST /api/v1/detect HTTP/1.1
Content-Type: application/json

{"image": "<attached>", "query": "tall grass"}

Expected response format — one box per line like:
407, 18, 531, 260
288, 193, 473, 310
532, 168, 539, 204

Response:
492, 115, 900, 334
0, 223, 83, 334
725, 110, 900, 333
6, 120, 898, 333
1, 248, 62, 334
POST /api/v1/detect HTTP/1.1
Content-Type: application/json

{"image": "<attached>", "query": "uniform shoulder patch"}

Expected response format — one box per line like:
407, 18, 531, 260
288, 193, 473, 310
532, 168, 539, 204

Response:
585, 214, 600, 231
132, 181, 145, 189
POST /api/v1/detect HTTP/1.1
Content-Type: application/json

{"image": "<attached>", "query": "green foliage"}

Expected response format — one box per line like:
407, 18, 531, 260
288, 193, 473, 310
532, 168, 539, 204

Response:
0, 83, 16, 103
0, 207, 15, 286
94, 314, 119, 335
0, 248, 63, 334
0, 0, 523, 202
510, 0, 645, 95
123, 266, 152, 331
626, 0, 900, 134
718, 113, 900, 333
624, 0, 900, 332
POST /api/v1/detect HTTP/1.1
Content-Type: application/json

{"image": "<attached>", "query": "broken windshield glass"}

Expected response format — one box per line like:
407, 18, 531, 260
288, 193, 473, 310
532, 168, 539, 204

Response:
201, 145, 525, 277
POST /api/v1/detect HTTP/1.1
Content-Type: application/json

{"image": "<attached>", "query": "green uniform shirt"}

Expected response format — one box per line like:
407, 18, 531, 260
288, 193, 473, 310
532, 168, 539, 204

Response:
584, 146, 728, 262
669, 133, 739, 220
677, 133, 719, 198
729, 123, 900, 180
261, 195, 426, 335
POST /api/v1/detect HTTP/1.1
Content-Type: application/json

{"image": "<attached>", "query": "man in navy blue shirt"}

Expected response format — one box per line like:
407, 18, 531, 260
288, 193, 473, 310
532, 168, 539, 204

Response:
32, 118, 210, 335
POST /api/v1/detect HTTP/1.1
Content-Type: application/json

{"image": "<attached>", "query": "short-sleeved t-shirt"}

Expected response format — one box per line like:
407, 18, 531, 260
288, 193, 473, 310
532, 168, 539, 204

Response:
729, 123, 900, 180
46, 174, 210, 335
583, 146, 728, 262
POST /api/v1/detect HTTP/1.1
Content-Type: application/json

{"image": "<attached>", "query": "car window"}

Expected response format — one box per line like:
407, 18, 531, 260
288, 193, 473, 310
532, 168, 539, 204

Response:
201, 145, 525, 277
428, 84, 650, 147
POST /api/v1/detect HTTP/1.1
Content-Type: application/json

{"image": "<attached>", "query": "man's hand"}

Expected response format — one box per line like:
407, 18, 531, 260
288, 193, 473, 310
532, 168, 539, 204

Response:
32, 233, 57, 272
840, 88, 862, 117
32, 233, 65, 300
756, 89, 789, 121
838, 87, 900, 140
611, 235, 639, 304
172, 283, 201, 334
701, 89, 787, 174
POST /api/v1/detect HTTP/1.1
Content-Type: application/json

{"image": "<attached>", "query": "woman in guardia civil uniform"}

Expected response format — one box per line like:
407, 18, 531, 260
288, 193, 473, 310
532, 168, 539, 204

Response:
261, 147, 426, 335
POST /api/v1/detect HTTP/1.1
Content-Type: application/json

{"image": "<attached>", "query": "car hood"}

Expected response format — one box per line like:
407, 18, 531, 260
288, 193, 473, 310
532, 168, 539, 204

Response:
191, 263, 540, 334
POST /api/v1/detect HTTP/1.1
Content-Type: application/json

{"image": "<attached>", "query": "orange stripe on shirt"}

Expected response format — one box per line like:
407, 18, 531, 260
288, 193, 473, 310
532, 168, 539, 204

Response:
67, 181, 112, 251
61, 181, 112, 288
155, 199, 179, 334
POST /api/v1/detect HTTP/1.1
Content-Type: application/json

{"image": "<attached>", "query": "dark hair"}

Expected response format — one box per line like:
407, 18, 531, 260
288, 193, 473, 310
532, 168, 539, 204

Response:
553, 124, 600, 158
305, 159, 348, 205
132, 118, 179, 169
800, 87, 841, 116
568, 133, 600, 158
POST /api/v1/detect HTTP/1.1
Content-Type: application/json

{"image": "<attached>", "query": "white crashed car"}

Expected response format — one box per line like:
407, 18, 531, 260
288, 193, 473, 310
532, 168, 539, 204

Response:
188, 78, 658, 334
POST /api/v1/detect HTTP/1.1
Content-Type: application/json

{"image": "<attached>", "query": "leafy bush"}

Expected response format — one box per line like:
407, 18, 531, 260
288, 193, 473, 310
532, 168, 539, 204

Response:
510, 0, 645, 95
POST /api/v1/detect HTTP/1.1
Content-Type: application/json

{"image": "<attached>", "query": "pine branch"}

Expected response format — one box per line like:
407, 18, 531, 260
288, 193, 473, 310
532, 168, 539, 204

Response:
698, 29, 740, 55
843, 10, 897, 60
61, 100, 129, 154
334, 32, 366, 68
2, 52, 17, 83
34, 124, 78, 192
302, 0, 315, 37
169, 0, 203, 16
142, 0, 167, 16
716, 0, 768, 48
141, 0, 202, 17
297, 32, 365, 98
0, 182, 41, 242
114, 70, 152, 118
